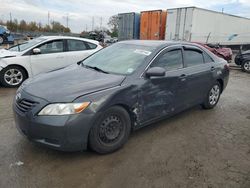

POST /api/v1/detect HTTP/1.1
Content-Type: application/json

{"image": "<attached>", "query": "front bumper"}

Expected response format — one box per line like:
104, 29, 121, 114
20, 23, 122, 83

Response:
13, 90, 96, 152
234, 55, 242, 65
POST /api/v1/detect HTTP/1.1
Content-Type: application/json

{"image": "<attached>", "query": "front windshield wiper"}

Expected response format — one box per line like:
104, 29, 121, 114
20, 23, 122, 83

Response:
82, 64, 109, 74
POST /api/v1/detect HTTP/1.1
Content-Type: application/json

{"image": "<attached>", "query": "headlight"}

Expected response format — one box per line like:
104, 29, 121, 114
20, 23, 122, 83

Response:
38, 102, 90, 116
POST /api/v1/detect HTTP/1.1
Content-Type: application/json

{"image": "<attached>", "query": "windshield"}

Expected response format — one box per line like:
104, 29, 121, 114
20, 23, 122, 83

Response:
8, 38, 46, 52
82, 43, 156, 75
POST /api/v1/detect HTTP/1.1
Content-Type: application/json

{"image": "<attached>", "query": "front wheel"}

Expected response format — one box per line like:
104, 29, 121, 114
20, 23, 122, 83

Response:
242, 61, 250, 73
89, 106, 131, 154
0, 66, 27, 87
0, 35, 4, 44
202, 82, 221, 109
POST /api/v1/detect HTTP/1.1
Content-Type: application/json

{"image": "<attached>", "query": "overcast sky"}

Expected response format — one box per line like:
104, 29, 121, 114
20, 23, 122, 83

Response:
1, 0, 250, 33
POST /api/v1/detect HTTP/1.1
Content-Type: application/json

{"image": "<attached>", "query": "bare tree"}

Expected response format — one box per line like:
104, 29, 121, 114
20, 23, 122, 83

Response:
108, 15, 118, 37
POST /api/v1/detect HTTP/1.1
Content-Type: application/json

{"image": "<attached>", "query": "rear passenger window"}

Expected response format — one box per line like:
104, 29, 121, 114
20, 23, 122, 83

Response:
203, 52, 214, 63
86, 42, 97, 49
153, 49, 183, 71
184, 50, 204, 66
67, 40, 87, 51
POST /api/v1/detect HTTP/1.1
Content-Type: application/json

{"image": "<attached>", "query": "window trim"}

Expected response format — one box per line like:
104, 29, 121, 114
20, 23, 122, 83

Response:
203, 50, 214, 63
65, 39, 89, 52
84, 41, 97, 50
141, 45, 184, 78
183, 44, 215, 67
27, 39, 65, 55
150, 48, 184, 72
183, 46, 205, 67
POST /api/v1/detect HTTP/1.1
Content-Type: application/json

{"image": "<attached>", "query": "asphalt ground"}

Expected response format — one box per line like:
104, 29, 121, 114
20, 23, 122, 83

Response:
0, 68, 249, 188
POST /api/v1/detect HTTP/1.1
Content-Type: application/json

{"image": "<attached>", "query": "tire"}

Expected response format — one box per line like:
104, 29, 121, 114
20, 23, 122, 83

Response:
241, 61, 250, 73
0, 35, 4, 44
0, 66, 27, 87
202, 82, 221, 109
89, 106, 131, 154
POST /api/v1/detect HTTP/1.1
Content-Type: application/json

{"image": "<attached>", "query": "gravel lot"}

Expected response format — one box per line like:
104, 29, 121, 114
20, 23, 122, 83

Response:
0, 68, 249, 188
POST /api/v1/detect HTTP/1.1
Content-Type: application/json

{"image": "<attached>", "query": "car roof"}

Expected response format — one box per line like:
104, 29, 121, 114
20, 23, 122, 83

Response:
119, 40, 205, 49
38, 36, 100, 45
119, 40, 220, 61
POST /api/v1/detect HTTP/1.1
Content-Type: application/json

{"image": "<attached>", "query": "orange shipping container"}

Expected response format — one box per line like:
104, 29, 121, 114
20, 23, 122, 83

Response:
140, 10, 167, 40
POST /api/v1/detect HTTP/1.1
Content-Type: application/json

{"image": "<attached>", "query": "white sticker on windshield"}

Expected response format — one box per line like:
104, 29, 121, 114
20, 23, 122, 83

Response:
134, 49, 152, 56
127, 68, 134, 73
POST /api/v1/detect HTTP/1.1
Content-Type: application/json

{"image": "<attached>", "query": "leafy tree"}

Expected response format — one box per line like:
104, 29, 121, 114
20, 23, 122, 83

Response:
7, 19, 18, 31
19, 20, 27, 31
2, 19, 70, 33
28, 21, 38, 31
42, 24, 50, 32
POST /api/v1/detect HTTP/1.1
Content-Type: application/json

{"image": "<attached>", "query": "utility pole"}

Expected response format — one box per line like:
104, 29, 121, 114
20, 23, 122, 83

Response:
85, 24, 88, 32
66, 13, 69, 28
9, 12, 12, 22
92, 16, 95, 31
100, 17, 102, 31
48, 11, 50, 26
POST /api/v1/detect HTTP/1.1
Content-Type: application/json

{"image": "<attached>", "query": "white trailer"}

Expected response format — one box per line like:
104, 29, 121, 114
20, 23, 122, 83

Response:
165, 7, 250, 45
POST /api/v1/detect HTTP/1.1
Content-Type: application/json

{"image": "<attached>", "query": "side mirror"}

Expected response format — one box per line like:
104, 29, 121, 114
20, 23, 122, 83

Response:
145, 67, 165, 78
33, 48, 41, 55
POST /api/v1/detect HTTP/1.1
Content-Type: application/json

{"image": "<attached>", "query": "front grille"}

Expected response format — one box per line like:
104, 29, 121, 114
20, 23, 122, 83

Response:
16, 99, 37, 113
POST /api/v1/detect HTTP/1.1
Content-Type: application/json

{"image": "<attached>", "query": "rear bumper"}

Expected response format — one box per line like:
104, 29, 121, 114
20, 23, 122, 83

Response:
223, 74, 229, 91
234, 55, 242, 65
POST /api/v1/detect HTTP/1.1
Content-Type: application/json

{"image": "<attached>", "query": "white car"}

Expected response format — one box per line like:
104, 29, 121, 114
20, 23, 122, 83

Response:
0, 36, 102, 87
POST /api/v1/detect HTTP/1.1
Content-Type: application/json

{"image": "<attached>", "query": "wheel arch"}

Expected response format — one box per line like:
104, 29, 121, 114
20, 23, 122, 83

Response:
217, 78, 224, 93
113, 103, 137, 131
4, 64, 29, 78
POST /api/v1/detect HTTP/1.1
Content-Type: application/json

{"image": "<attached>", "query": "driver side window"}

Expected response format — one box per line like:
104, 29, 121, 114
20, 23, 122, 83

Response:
152, 49, 183, 71
37, 40, 63, 54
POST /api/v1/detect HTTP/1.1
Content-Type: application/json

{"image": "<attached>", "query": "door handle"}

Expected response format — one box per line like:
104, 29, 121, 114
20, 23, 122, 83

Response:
179, 74, 187, 81
211, 66, 216, 71
56, 56, 64, 59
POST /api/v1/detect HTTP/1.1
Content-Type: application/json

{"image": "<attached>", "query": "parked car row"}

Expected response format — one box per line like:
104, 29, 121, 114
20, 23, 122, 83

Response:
13, 40, 230, 153
0, 36, 102, 87
235, 50, 250, 73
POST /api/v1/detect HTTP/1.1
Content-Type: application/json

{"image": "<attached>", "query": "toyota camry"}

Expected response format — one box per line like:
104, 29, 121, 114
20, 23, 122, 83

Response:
13, 40, 229, 154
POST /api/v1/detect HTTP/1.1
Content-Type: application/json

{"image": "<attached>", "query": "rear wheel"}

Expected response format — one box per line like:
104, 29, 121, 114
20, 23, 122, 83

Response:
89, 106, 131, 154
242, 61, 250, 73
202, 82, 221, 109
0, 66, 27, 87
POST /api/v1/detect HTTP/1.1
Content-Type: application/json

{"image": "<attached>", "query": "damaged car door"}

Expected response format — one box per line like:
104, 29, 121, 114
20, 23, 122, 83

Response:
139, 46, 188, 124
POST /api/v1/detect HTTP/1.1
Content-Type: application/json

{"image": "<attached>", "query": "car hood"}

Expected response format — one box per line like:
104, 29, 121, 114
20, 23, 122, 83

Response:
242, 50, 250, 55
0, 49, 21, 58
22, 65, 126, 102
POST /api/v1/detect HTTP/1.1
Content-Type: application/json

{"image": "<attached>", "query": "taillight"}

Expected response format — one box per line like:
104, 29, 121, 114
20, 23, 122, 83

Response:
224, 63, 230, 70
